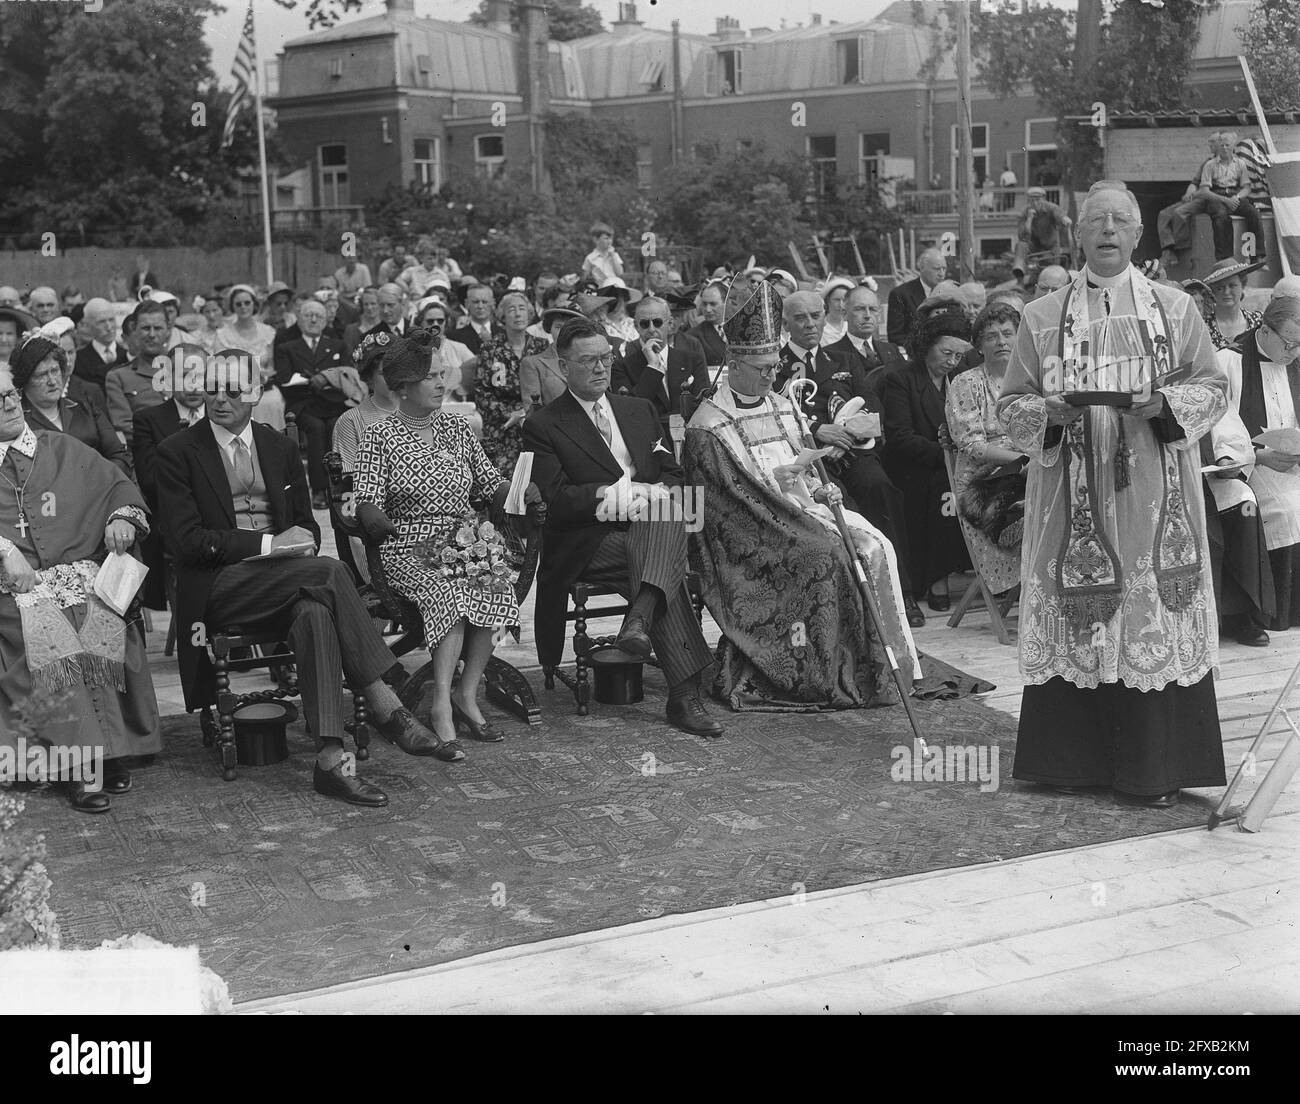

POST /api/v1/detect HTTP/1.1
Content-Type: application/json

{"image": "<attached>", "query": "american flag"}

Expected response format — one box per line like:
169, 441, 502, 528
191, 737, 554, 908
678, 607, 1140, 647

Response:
221, 2, 257, 149
1270, 151, 1300, 273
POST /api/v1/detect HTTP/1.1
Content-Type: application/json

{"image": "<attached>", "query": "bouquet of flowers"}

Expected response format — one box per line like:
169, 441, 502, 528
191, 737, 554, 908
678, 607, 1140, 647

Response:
424, 514, 514, 595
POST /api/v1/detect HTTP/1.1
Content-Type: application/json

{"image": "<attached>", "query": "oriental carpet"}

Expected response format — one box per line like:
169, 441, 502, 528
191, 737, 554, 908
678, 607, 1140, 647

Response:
20, 668, 1212, 1002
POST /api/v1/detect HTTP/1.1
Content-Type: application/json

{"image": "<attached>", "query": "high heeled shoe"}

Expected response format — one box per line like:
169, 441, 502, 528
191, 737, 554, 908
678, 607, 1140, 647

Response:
451, 701, 504, 743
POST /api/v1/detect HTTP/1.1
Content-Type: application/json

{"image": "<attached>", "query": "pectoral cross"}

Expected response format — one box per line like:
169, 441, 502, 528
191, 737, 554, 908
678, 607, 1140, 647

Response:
15, 511, 29, 539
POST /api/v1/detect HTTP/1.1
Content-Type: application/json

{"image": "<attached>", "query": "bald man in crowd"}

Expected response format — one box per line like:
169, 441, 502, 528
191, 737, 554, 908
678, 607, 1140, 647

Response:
74, 297, 129, 392
27, 286, 60, 326
0, 287, 20, 309
1032, 265, 1071, 300
887, 248, 948, 350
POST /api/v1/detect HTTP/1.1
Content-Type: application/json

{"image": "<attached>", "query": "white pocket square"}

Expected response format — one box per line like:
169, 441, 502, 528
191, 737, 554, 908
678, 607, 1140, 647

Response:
652, 438, 672, 455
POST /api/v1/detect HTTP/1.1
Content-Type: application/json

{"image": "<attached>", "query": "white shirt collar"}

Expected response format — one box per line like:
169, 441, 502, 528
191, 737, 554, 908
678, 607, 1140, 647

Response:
848, 332, 872, 355
569, 390, 607, 417
93, 339, 116, 359
210, 420, 254, 454
0, 425, 38, 464
175, 400, 205, 425
787, 341, 817, 362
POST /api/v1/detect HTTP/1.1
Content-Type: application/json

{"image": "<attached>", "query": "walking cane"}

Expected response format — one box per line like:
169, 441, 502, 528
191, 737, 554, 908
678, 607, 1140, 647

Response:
786, 378, 926, 743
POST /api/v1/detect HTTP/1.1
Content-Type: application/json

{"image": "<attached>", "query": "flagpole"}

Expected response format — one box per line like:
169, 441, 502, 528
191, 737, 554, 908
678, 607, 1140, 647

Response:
250, 2, 274, 287
1238, 55, 1293, 279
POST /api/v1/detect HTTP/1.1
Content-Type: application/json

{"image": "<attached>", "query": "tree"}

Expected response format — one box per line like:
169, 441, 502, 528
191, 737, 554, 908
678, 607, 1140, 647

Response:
467, 0, 604, 41
0, 5, 82, 230
1240, 0, 1300, 110
34, 0, 227, 241
652, 146, 809, 270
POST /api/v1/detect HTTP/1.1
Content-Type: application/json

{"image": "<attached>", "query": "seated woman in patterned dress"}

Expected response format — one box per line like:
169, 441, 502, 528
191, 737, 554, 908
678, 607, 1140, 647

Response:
944, 301, 1027, 598
352, 329, 539, 754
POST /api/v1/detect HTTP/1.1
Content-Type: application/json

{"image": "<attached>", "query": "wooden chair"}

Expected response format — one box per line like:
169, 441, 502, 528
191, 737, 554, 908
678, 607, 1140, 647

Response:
324, 451, 544, 726
942, 445, 1018, 645
544, 570, 707, 717
199, 416, 373, 781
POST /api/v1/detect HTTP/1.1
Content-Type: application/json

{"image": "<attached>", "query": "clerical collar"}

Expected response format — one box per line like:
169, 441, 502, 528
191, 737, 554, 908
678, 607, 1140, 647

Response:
1083, 265, 1129, 290
731, 389, 767, 408
0, 425, 38, 464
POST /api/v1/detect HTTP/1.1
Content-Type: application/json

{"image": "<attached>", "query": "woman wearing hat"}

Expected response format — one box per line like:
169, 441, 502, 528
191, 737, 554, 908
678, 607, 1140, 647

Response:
473, 292, 548, 473
519, 305, 585, 411
218, 284, 285, 431
10, 333, 131, 475
0, 305, 36, 369
1202, 258, 1265, 349
820, 276, 855, 345
352, 329, 537, 753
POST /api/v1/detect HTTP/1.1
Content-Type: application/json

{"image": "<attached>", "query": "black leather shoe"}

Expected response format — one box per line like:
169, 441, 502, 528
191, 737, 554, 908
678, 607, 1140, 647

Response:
1115, 788, 1179, 808
311, 492, 328, 511
375, 708, 464, 761
926, 588, 950, 613
667, 694, 724, 738
1232, 624, 1270, 647
312, 762, 388, 807
66, 781, 111, 814
451, 702, 504, 743
904, 597, 926, 628
102, 761, 131, 795
614, 614, 653, 659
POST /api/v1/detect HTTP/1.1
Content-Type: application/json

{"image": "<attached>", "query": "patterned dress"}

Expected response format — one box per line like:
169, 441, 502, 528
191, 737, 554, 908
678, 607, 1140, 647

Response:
352, 411, 518, 645
945, 367, 1022, 593
476, 332, 549, 475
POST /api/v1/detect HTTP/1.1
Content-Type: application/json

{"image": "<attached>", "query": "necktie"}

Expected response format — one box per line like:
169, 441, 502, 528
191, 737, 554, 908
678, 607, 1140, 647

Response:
307, 338, 317, 352
233, 437, 254, 490
593, 402, 613, 448
805, 350, 815, 377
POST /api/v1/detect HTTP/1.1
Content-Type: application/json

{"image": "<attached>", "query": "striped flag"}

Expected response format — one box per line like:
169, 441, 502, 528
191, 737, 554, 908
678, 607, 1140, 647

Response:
221, 2, 256, 149
1268, 151, 1300, 271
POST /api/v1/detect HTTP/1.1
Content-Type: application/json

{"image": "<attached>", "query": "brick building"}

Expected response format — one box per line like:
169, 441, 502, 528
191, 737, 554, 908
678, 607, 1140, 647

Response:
267, 0, 1260, 263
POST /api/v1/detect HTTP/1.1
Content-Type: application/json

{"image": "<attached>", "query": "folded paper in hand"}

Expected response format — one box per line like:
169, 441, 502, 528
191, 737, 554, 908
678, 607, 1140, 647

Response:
506, 451, 533, 515
1252, 427, 1300, 454
793, 446, 834, 469
94, 553, 149, 617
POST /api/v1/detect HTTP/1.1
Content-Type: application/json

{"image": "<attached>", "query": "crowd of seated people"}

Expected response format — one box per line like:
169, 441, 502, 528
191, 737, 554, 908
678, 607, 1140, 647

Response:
2, 228, 1296, 820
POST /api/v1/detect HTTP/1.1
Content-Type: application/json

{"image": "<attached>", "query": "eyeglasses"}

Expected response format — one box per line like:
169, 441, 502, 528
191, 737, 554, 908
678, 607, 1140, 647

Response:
566, 353, 616, 369
204, 384, 251, 399
0, 389, 21, 408
1263, 324, 1300, 355
31, 368, 63, 384
1082, 212, 1137, 229
422, 318, 446, 327
934, 348, 967, 364
636, 318, 667, 329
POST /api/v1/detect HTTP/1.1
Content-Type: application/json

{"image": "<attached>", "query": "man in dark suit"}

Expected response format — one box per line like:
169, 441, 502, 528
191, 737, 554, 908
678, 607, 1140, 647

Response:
131, 345, 208, 610
824, 284, 905, 411
686, 281, 728, 368
886, 248, 948, 349
156, 355, 450, 806
611, 296, 709, 439
273, 298, 353, 509
452, 284, 497, 354
780, 291, 921, 624
523, 318, 721, 738
74, 298, 129, 394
